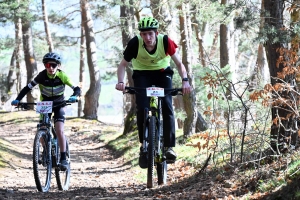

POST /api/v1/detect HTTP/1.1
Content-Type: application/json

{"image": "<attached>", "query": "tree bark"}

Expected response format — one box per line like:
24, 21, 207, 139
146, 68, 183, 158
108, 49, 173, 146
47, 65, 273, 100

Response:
22, 15, 38, 103
81, 0, 101, 119
4, 50, 16, 103
78, 24, 85, 117
120, 0, 136, 134
14, 10, 22, 93
264, 0, 289, 152
42, 0, 54, 52
178, 1, 197, 138
150, 0, 172, 34
249, 0, 268, 90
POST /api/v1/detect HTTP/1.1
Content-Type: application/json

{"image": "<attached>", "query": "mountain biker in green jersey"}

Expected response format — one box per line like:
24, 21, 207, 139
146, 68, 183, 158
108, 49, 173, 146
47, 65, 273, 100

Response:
115, 17, 192, 168
11, 52, 81, 171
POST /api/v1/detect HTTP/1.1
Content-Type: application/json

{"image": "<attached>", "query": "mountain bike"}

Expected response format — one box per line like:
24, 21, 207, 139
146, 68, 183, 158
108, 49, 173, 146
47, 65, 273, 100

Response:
125, 86, 182, 188
16, 100, 75, 192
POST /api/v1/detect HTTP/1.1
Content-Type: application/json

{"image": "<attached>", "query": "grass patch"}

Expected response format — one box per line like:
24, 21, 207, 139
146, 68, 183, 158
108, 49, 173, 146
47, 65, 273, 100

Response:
0, 138, 22, 171
97, 127, 204, 183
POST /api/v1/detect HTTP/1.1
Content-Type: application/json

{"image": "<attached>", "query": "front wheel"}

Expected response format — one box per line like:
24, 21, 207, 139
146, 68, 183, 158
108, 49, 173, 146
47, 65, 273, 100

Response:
55, 138, 71, 190
33, 130, 52, 192
147, 116, 156, 188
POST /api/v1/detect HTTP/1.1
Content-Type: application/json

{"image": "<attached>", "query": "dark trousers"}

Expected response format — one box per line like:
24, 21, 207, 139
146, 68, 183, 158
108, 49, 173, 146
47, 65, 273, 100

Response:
132, 67, 175, 147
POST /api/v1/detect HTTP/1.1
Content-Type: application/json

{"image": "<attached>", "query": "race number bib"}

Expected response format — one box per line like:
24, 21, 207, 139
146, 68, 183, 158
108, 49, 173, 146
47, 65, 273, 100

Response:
36, 101, 53, 114
146, 87, 164, 97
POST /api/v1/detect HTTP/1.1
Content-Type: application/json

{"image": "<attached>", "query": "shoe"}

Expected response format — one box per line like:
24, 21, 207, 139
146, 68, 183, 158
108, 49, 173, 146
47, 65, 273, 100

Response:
139, 147, 148, 169
165, 147, 177, 163
59, 159, 69, 171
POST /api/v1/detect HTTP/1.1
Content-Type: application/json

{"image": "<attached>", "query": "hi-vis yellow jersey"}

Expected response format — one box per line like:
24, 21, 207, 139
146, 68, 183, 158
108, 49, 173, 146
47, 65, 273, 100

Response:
131, 34, 171, 70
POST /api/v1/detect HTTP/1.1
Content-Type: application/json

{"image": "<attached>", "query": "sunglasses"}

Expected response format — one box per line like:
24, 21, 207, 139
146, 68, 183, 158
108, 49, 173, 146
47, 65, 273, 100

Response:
45, 63, 58, 69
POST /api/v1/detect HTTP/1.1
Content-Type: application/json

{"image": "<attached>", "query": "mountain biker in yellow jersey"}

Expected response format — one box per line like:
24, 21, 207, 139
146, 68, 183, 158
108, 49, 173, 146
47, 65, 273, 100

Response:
115, 17, 192, 168
11, 52, 81, 171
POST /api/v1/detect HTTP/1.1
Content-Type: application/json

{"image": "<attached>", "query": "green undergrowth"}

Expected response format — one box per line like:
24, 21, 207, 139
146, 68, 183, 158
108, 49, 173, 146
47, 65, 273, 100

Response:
97, 125, 300, 197
97, 127, 206, 183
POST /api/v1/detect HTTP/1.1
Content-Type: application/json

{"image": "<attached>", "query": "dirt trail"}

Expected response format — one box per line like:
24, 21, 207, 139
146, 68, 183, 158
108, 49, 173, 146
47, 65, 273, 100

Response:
0, 111, 151, 200
0, 110, 236, 200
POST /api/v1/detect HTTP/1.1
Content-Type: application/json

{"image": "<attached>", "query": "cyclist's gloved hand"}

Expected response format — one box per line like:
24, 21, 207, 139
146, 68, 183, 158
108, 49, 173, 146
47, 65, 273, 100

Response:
68, 96, 77, 103
11, 100, 20, 106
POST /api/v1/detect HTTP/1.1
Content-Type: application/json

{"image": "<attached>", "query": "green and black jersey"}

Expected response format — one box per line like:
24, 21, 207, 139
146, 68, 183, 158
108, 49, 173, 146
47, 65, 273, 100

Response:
16, 69, 81, 102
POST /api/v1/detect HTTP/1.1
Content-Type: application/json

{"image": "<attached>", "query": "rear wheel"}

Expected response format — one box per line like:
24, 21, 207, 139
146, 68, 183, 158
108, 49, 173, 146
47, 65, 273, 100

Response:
33, 130, 52, 192
147, 116, 156, 188
55, 139, 71, 190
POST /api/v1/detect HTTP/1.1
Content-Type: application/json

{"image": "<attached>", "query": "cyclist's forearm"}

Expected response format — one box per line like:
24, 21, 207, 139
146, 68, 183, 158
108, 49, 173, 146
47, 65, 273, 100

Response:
117, 59, 128, 83
171, 53, 188, 79
16, 86, 31, 101
71, 86, 81, 96
117, 66, 125, 82
177, 63, 188, 79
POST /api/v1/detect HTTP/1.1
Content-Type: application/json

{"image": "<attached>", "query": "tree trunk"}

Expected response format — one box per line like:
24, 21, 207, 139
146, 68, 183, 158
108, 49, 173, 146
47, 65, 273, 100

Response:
5, 50, 16, 102
178, 1, 197, 138
220, 0, 234, 100
264, 0, 288, 152
78, 24, 85, 117
150, 0, 172, 34
42, 0, 54, 52
22, 16, 38, 103
14, 13, 22, 93
173, 95, 184, 128
120, 0, 136, 134
191, 5, 206, 67
249, 0, 268, 91
190, 5, 208, 132
81, 0, 101, 119
209, 32, 219, 59
258, 0, 266, 82
196, 111, 208, 132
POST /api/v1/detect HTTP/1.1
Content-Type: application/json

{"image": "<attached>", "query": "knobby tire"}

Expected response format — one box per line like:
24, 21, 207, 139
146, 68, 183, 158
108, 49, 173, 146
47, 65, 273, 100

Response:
147, 116, 156, 188
55, 139, 71, 190
157, 161, 167, 185
157, 120, 167, 185
33, 130, 52, 192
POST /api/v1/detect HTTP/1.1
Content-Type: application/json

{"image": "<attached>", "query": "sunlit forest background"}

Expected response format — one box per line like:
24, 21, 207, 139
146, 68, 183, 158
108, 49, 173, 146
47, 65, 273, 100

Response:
1, 0, 300, 161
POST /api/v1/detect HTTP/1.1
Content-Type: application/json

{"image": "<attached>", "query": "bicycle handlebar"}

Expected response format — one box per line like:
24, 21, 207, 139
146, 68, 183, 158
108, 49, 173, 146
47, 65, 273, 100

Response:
124, 87, 183, 96
15, 100, 78, 110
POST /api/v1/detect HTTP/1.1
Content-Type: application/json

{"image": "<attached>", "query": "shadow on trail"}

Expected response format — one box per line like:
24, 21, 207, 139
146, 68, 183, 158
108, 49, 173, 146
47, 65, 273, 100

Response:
0, 185, 149, 200
0, 138, 32, 169
0, 118, 37, 127
0, 186, 107, 200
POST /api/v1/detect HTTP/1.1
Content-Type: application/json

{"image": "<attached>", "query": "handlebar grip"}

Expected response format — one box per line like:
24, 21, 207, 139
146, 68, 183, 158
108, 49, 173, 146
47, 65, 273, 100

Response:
65, 99, 79, 103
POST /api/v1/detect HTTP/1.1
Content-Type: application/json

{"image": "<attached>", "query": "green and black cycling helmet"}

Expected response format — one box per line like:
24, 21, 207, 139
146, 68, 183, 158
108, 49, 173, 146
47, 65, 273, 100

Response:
138, 17, 159, 31
42, 52, 62, 64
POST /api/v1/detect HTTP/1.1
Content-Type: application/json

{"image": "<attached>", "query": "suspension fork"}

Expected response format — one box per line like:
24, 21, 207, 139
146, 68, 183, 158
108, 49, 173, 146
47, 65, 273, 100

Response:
156, 98, 163, 158
142, 107, 149, 152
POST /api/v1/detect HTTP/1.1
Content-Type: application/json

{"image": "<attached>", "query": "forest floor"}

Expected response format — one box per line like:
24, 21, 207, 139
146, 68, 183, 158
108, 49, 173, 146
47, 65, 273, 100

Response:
0, 110, 299, 200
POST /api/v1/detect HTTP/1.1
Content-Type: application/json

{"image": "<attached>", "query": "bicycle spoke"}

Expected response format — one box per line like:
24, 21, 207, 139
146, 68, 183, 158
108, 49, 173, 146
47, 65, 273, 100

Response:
33, 130, 52, 192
